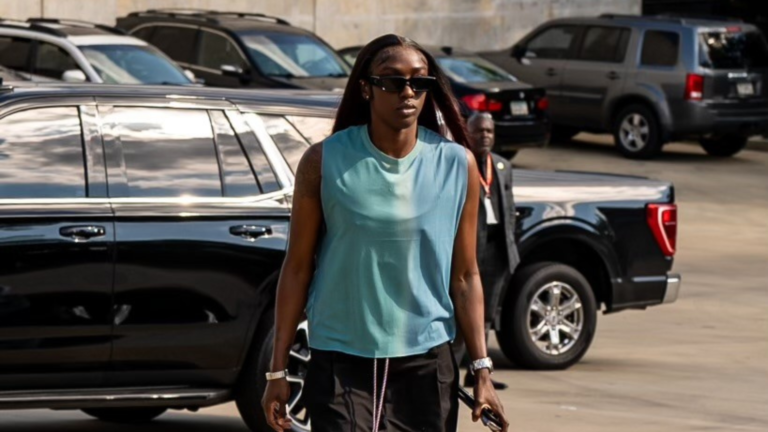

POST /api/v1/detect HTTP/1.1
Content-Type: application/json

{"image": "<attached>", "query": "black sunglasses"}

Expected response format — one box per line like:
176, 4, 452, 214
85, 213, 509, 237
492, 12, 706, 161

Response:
368, 75, 437, 93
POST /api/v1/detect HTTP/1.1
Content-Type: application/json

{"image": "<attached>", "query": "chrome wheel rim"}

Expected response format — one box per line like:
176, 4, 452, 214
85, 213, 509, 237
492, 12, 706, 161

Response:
286, 320, 311, 430
619, 113, 650, 151
527, 281, 584, 355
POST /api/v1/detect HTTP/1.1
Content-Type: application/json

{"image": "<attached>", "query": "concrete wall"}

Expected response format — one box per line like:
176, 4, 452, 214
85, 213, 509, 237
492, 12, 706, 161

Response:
1, 0, 641, 50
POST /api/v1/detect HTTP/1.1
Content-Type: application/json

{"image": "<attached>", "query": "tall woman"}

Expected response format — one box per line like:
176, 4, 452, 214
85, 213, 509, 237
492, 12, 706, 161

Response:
262, 34, 509, 432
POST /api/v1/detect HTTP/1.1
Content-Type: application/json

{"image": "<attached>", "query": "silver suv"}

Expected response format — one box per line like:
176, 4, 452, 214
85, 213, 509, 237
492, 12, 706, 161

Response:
0, 18, 194, 85
482, 14, 768, 159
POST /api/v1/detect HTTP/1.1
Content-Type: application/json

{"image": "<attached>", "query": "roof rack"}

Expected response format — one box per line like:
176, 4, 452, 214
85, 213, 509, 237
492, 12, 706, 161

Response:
0, 18, 67, 37
655, 13, 743, 23
601, 13, 742, 25
27, 18, 128, 35
207, 11, 290, 26
127, 9, 290, 26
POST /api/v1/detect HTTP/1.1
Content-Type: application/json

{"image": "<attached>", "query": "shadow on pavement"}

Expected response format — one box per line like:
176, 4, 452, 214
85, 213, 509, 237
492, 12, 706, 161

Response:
0, 412, 249, 432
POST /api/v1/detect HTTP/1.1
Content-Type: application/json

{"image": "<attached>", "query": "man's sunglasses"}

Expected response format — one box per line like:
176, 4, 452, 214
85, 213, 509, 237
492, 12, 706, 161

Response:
368, 75, 437, 93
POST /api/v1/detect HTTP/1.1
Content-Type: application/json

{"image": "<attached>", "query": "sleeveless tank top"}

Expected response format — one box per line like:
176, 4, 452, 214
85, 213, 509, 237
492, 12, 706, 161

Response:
306, 125, 468, 358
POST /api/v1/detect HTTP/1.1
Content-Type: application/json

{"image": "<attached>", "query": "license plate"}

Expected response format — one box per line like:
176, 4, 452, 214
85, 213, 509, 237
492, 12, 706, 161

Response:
510, 101, 529, 116
737, 82, 754, 96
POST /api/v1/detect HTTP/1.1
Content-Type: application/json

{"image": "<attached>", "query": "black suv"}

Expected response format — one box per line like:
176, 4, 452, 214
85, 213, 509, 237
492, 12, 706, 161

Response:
0, 81, 680, 431
117, 9, 350, 90
482, 14, 768, 158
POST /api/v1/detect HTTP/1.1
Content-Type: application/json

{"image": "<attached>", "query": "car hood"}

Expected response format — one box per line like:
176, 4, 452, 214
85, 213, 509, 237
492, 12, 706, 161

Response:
513, 169, 674, 204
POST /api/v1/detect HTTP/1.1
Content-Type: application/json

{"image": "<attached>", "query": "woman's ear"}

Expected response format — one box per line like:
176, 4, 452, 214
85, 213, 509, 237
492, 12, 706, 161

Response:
360, 80, 371, 100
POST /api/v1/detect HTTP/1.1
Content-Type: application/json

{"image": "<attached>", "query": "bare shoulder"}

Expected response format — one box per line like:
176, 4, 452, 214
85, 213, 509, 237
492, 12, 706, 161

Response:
294, 142, 323, 199
463, 146, 478, 171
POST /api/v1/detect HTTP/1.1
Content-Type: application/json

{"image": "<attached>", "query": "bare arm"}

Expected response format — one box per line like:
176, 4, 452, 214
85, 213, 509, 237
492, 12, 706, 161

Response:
271, 143, 324, 372
452, 148, 509, 431
263, 143, 323, 431
451, 147, 487, 363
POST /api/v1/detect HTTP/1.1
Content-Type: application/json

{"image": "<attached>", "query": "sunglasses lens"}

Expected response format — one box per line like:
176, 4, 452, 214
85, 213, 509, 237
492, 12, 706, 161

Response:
409, 77, 435, 92
379, 77, 407, 92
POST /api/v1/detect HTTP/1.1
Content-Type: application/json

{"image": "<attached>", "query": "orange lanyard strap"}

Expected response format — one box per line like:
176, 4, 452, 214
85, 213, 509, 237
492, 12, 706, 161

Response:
478, 154, 493, 196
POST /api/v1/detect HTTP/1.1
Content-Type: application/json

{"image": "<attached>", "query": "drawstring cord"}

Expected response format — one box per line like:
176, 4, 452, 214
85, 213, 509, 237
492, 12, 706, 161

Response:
372, 358, 390, 432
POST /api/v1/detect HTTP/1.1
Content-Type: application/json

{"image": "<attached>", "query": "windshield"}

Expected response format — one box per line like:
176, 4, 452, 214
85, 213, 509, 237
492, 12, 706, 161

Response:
81, 44, 191, 84
241, 32, 350, 78
436, 56, 517, 83
699, 30, 768, 69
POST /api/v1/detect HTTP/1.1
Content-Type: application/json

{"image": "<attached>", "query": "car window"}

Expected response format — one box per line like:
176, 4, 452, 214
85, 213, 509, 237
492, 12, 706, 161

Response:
285, 116, 334, 145
0, 36, 32, 71
209, 111, 261, 197
437, 56, 517, 82
132, 26, 155, 42
106, 107, 221, 198
261, 115, 309, 174
198, 31, 248, 70
241, 31, 350, 78
34, 42, 81, 79
578, 27, 630, 63
641, 31, 680, 67
81, 44, 191, 84
0, 107, 86, 198
699, 30, 768, 69
149, 26, 198, 63
230, 113, 281, 193
526, 26, 580, 59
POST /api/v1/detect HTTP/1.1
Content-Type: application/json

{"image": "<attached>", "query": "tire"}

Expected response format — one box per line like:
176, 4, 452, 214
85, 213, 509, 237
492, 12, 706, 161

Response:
81, 407, 166, 424
612, 104, 663, 159
496, 262, 597, 370
550, 125, 580, 143
235, 323, 312, 432
699, 134, 748, 157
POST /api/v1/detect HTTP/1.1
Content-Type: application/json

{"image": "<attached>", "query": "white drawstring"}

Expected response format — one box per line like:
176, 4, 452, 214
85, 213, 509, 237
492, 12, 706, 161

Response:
372, 358, 390, 432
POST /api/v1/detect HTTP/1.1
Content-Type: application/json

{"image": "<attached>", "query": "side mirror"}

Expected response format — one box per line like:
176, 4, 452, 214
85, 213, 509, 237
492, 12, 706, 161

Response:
61, 69, 87, 83
183, 69, 196, 82
511, 45, 527, 59
221, 64, 252, 84
221, 64, 246, 77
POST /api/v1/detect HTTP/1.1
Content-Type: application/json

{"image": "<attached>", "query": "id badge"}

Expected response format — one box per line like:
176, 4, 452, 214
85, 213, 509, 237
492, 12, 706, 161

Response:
484, 196, 498, 225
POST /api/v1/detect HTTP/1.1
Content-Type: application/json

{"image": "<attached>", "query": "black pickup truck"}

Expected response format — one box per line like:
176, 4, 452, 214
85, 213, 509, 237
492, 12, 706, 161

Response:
0, 82, 680, 431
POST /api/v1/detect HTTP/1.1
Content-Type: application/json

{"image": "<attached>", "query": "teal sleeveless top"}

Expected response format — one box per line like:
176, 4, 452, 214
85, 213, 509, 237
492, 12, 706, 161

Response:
306, 125, 468, 358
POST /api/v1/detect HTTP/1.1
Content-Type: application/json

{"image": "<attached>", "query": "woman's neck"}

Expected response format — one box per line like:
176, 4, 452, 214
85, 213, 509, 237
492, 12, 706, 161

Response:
368, 118, 419, 159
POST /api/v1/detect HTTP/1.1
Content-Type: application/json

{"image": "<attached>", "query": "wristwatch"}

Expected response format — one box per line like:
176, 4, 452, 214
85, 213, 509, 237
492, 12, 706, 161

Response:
469, 357, 494, 376
265, 369, 289, 381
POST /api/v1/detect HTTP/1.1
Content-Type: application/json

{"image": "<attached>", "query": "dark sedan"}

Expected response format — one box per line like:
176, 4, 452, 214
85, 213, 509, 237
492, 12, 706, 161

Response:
339, 45, 551, 158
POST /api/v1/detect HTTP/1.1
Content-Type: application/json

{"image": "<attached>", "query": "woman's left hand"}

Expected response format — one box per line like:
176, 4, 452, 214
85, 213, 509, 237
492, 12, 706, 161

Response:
473, 371, 509, 431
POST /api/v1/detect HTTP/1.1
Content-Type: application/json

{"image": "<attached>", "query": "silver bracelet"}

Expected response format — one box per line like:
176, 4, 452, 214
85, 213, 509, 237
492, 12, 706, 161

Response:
265, 369, 289, 381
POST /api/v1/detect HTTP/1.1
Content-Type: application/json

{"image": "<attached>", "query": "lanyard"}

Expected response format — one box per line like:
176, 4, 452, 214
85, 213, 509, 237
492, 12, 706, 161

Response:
478, 154, 493, 197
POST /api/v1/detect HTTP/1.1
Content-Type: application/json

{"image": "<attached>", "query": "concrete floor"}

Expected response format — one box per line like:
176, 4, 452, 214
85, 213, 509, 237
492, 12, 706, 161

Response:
1, 135, 766, 431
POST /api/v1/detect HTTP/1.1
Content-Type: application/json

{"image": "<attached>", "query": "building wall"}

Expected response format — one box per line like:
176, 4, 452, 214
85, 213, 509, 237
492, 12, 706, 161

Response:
1, 0, 640, 50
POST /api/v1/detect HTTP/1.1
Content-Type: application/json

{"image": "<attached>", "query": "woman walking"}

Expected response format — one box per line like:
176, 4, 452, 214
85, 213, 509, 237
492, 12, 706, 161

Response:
261, 34, 509, 432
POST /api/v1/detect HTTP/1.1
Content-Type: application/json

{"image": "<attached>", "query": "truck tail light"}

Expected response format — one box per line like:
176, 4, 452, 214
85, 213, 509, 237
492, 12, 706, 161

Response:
647, 203, 677, 257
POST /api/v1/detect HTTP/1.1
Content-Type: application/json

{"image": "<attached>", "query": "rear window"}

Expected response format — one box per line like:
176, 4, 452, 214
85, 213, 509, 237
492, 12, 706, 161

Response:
699, 30, 768, 69
436, 56, 516, 83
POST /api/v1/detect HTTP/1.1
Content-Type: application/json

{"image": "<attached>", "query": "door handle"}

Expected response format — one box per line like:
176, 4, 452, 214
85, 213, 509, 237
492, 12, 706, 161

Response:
229, 225, 272, 240
606, 71, 621, 80
545, 68, 558, 77
59, 225, 106, 241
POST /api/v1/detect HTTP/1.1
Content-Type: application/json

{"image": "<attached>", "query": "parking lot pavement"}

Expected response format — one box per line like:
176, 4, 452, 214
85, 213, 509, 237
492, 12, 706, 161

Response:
1, 134, 766, 431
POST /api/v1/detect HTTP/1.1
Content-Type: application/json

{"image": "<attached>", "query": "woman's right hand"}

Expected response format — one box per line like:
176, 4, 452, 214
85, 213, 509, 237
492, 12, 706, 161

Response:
262, 378, 293, 431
